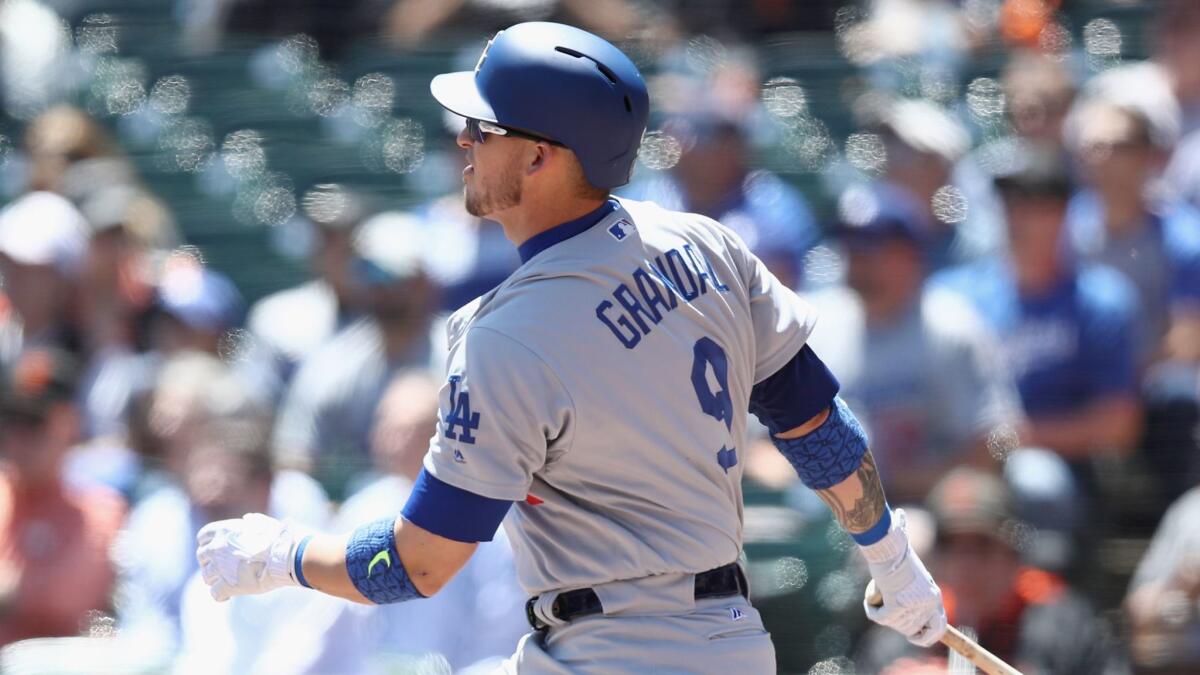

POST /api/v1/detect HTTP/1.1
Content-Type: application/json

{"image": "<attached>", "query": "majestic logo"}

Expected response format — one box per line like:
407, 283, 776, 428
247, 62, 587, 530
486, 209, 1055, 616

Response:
444, 375, 480, 444
730, 607, 745, 621
608, 219, 632, 241
453, 449, 467, 464
367, 550, 391, 578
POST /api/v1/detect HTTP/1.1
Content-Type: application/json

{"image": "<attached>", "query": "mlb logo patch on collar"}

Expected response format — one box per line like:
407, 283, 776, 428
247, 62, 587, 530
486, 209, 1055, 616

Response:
608, 219, 633, 241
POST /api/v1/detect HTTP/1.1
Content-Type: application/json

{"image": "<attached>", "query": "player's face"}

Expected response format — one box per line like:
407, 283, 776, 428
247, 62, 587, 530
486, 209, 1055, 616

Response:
457, 122, 525, 218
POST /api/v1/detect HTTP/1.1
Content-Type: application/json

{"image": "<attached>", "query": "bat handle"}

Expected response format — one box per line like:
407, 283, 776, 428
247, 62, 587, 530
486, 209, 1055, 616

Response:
864, 580, 1025, 675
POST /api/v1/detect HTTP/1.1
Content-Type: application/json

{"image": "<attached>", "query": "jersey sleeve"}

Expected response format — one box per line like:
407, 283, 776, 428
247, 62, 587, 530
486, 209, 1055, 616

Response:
728, 230, 819, 384
424, 326, 575, 501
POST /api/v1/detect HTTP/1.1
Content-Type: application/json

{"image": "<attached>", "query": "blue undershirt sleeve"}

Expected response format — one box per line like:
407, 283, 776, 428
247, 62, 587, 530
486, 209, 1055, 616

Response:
401, 469, 514, 543
749, 344, 841, 434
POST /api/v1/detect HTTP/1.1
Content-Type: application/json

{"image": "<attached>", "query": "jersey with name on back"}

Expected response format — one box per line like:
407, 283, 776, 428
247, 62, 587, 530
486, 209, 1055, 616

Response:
424, 197, 816, 595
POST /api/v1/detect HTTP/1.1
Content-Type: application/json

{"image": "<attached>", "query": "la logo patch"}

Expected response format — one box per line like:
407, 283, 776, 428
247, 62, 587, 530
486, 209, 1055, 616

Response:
608, 219, 632, 242
444, 375, 480, 444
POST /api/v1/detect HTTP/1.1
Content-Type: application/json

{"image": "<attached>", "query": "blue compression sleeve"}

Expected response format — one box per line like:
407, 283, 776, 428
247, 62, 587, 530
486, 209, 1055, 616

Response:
749, 345, 840, 434
401, 469, 513, 543
345, 516, 426, 604
771, 396, 869, 490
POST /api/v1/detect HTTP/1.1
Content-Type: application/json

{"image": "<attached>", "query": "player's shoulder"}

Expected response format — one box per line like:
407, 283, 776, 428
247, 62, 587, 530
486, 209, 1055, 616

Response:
619, 197, 746, 247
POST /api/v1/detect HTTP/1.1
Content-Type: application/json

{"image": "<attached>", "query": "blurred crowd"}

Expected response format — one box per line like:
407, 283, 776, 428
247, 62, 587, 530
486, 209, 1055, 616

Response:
1, 0, 1199, 673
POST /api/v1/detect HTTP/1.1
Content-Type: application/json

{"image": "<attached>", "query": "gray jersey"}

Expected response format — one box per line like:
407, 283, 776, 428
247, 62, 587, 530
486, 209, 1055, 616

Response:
424, 198, 815, 595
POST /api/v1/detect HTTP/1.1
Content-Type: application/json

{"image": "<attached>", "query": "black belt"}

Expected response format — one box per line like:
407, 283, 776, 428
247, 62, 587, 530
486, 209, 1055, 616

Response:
525, 562, 748, 630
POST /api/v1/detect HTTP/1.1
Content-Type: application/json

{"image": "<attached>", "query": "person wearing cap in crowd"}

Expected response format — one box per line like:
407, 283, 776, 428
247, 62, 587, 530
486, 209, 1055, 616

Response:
72, 184, 179, 446
0, 347, 126, 646
21, 106, 137, 202
246, 183, 371, 391
0, 191, 90, 364
620, 109, 819, 290
797, 210, 1023, 503
272, 211, 440, 498
148, 254, 244, 358
113, 351, 330, 665
1126, 482, 1200, 674
1065, 92, 1200, 502
260, 370, 527, 674
857, 467, 1127, 675
844, 98, 1000, 271
935, 148, 1141, 566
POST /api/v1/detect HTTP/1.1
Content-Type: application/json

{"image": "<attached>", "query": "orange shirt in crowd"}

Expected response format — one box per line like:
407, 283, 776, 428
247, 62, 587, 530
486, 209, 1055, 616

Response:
0, 470, 126, 645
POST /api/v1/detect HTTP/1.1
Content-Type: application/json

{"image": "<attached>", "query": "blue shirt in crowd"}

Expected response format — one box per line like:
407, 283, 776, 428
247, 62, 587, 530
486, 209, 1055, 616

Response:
936, 258, 1139, 417
1067, 193, 1200, 365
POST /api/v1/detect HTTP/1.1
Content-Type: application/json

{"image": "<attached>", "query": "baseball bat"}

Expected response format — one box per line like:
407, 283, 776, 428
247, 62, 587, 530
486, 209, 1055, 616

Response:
866, 580, 1024, 675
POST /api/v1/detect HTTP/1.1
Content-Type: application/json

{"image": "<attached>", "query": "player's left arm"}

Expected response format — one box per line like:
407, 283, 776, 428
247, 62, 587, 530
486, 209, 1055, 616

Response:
750, 345, 947, 648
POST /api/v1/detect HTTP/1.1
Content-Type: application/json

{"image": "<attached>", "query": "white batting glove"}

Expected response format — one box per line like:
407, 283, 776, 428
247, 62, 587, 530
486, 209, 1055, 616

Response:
195, 513, 306, 602
860, 509, 947, 647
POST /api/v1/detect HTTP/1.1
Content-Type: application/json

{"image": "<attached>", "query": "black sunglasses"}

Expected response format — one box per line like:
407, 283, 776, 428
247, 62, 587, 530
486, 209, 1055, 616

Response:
465, 118, 563, 146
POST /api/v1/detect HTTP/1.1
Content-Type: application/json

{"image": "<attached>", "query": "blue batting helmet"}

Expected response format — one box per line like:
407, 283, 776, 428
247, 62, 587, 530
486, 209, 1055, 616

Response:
431, 22, 650, 190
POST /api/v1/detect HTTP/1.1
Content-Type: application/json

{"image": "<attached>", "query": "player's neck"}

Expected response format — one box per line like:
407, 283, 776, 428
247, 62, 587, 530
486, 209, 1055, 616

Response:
497, 195, 610, 248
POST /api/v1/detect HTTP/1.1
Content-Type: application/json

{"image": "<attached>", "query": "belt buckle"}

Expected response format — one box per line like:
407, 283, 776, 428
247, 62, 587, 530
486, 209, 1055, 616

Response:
525, 596, 547, 630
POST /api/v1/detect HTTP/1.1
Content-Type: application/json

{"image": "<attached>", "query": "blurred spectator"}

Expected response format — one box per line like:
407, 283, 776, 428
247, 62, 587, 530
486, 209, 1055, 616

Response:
857, 468, 1127, 675
0, 191, 89, 363
73, 185, 178, 443
247, 183, 368, 389
1126, 486, 1200, 674
622, 111, 819, 289
1065, 94, 1200, 501
273, 211, 440, 498
114, 352, 329, 656
839, 0, 978, 90
379, 0, 647, 50
171, 416, 333, 675
421, 191, 521, 313
802, 212, 1023, 503
937, 150, 1141, 466
1001, 51, 1077, 156
148, 255, 244, 358
0, 347, 125, 646
22, 106, 137, 202
845, 99, 998, 270
937, 149, 1142, 570
1156, 0, 1200, 208
271, 370, 527, 673
1066, 93, 1200, 369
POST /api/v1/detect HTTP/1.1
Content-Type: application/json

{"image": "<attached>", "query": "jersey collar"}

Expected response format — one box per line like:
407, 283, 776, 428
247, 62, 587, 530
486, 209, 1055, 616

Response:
517, 199, 618, 263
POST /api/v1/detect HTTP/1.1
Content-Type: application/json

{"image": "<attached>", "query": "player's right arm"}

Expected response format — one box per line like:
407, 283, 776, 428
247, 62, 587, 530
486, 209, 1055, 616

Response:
196, 325, 558, 605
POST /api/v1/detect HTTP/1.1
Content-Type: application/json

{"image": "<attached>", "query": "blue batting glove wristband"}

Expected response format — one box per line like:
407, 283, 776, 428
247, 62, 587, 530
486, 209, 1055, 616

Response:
345, 516, 426, 604
771, 397, 869, 490
293, 535, 314, 588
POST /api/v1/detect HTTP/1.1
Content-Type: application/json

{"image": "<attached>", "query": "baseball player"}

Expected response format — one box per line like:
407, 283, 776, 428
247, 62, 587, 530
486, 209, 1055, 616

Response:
196, 22, 947, 673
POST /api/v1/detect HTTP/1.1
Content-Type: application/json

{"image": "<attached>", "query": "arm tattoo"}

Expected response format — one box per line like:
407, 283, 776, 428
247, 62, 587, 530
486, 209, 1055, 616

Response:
815, 451, 887, 534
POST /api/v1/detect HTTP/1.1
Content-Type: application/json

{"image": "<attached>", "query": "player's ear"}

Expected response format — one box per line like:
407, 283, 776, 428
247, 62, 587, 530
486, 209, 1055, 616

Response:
525, 142, 553, 177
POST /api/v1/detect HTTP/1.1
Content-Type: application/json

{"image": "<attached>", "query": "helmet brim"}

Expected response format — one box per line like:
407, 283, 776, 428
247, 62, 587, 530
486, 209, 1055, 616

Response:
430, 71, 498, 124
